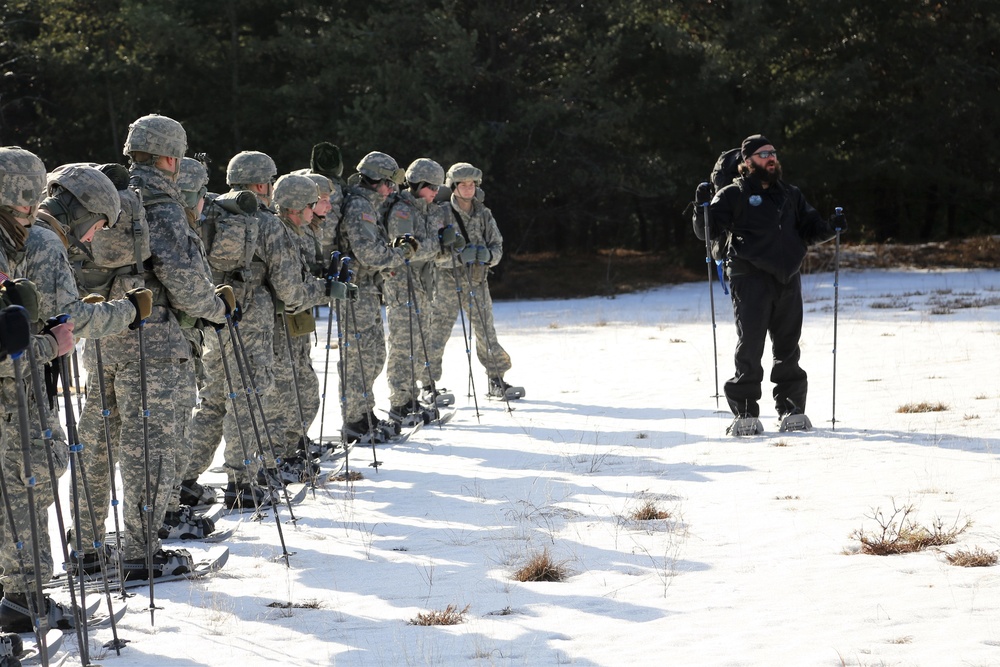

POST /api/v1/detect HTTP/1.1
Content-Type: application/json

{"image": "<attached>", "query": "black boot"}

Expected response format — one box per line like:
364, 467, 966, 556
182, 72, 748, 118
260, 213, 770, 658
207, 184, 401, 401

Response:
224, 481, 273, 510
121, 548, 194, 582
0, 592, 74, 633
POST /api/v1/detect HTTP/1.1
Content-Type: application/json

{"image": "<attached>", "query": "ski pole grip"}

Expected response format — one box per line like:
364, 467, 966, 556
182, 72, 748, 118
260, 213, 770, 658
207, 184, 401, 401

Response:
337, 257, 352, 283
833, 206, 844, 232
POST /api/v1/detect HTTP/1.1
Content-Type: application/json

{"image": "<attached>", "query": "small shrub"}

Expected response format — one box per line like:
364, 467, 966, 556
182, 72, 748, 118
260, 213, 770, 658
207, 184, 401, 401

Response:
896, 401, 948, 414
513, 549, 569, 582
630, 500, 670, 521
945, 547, 999, 567
635, 432, 649, 440
851, 502, 971, 555
409, 603, 470, 626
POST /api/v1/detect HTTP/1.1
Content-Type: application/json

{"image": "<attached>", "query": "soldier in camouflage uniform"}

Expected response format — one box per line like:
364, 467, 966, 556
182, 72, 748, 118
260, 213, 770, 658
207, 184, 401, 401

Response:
303, 142, 346, 262
72, 114, 232, 580
339, 152, 415, 441
427, 163, 521, 398
187, 152, 332, 506
263, 174, 329, 477
384, 158, 447, 420
0, 147, 81, 631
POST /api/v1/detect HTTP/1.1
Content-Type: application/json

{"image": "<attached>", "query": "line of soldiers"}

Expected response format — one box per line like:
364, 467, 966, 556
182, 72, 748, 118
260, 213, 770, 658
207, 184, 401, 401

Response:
0, 112, 520, 635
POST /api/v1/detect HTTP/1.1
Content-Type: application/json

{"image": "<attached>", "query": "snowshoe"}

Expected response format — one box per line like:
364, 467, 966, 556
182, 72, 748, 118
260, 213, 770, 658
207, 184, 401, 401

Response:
727, 415, 764, 437
224, 482, 273, 511
0, 632, 22, 661
178, 479, 218, 507
344, 412, 399, 444
487, 376, 525, 400
389, 403, 426, 429
778, 412, 813, 432
301, 435, 336, 460
419, 386, 455, 408
121, 548, 194, 582
0, 593, 75, 633
160, 506, 216, 540
260, 454, 319, 486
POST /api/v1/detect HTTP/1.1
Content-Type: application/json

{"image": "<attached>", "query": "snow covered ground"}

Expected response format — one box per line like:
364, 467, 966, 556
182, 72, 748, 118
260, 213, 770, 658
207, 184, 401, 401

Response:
50, 267, 1000, 666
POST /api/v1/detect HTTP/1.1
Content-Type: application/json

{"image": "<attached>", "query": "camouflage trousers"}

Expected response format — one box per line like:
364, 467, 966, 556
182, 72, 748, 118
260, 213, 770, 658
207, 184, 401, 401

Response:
341, 285, 386, 425
188, 321, 275, 485
75, 358, 191, 560
0, 375, 68, 594
426, 266, 511, 382
265, 315, 320, 457
383, 270, 434, 408
165, 355, 199, 513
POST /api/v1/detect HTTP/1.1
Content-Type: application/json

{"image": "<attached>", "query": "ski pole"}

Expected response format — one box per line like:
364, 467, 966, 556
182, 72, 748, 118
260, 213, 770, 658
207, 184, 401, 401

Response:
700, 186, 721, 408
333, 257, 352, 480
317, 252, 342, 451
1, 307, 51, 666
462, 252, 513, 412
832, 206, 844, 430
340, 259, 382, 469
80, 295, 129, 601
448, 251, 480, 422
226, 317, 300, 534
404, 261, 445, 425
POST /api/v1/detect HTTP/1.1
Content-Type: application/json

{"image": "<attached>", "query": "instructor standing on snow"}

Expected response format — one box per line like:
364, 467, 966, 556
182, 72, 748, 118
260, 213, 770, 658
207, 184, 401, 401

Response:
695, 134, 844, 436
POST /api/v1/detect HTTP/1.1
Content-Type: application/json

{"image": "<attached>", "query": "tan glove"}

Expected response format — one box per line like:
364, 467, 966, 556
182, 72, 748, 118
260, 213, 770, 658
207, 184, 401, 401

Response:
125, 287, 153, 330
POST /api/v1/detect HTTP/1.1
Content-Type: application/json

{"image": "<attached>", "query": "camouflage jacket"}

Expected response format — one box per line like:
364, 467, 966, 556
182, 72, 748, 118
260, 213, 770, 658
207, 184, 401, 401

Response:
0, 239, 59, 393
441, 196, 504, 267
256, 207, 327, 314
30, 214, 135, 340
340, 185, 404, 285
385, 191, 441, 267
98, 165, 225, 361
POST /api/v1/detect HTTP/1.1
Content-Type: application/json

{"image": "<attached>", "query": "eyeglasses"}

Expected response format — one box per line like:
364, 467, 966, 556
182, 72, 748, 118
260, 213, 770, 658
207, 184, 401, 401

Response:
305, 201, 317, 209
423, 184, 440, 191
753, 150, 778, 159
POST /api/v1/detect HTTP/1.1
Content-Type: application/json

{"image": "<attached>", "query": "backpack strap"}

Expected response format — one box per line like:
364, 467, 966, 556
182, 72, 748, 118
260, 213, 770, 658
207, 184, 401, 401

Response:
449, 206, 472, 245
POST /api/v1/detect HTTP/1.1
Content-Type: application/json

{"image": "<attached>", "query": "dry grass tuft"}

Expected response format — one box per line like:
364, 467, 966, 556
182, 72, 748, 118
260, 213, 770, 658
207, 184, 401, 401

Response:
851, 502, 971, 555
330, 470, 365, 483
267, 599, 323, 609
896, 401, 948, 413
512, 549, 570, 582
409, 603, 470, 626
945, 547, 999, 567
629, 500, 670, 521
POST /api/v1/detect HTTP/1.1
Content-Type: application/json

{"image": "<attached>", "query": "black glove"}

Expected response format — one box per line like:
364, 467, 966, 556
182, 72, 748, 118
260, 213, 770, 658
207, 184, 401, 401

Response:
831, 207, 847, 233
125, 287, 152, 330
695, 182, 713, 206
1, 279, 40, 323
0, 305, 32, 360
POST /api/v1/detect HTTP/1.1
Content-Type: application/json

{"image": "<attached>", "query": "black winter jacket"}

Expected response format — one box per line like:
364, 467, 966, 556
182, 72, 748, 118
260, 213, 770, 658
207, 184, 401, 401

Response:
696, 175, 835, 284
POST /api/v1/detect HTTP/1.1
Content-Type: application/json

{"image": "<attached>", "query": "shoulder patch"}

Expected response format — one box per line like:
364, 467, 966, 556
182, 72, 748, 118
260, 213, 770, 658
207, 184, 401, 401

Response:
361, 212, 376, 224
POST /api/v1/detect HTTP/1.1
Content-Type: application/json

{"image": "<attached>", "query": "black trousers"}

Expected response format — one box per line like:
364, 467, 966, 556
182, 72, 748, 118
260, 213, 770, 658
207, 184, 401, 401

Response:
724, 270, 807, 417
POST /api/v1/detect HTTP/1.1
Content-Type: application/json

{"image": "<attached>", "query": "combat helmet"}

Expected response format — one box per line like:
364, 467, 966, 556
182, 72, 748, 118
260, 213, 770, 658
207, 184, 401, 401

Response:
46, 164, 122, 236
227, 151, 277, 187
0, 147, 47, 219
178, 157, 210, 208
123, 114, 187, 160
292, 169, 333, 197
356, 151, 404, 185
445, 162, 483, 189
272, 174, 319, 213
405, 158, 445, 188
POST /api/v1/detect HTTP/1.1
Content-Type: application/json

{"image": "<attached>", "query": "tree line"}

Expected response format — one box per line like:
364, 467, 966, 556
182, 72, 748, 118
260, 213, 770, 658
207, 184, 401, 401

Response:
2, 0, 997, 274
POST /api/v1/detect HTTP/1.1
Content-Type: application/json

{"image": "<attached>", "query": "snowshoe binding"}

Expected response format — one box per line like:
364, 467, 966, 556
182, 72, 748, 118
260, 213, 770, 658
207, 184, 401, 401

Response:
0, 593, 75, 633
727, 415, 764, 437
121, 548, 194, 582
419, 385, 455, 408
160, 506, 216, 540
178, 479, 218, 507
487, 376, 525, 401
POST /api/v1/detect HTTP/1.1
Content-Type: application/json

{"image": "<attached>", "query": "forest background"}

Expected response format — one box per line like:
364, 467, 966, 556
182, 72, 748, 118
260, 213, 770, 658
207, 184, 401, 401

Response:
1, 0, 997, 298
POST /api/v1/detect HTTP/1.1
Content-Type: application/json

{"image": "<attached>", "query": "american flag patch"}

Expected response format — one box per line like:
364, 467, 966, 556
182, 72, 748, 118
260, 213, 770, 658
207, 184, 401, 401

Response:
0, 270, 9, 283
361, 212, 376, 224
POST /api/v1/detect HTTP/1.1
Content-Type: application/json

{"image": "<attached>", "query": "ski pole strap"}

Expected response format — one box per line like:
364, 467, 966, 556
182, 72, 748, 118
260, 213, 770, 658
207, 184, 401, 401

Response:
715, 260, 729, 295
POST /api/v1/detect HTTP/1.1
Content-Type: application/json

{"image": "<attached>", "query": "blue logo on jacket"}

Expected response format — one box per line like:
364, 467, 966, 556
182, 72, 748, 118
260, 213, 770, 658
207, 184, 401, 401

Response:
749, 195, 762, 207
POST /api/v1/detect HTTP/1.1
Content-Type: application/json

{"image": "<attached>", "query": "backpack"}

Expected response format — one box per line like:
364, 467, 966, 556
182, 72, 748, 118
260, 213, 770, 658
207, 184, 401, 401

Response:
703, 147, 747, 261
198, 190, 259, 277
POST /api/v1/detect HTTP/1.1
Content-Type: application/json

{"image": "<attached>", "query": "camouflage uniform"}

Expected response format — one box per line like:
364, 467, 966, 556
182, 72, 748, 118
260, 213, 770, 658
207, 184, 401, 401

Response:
262, 173, 327, 458
384, 187, 444, 410
427, 191, 511, 382
188, 158, 327, 486
0, 230, 67, 595
0, 148, 81, 598
339, 179, 405, 425
75, 159, 226, 561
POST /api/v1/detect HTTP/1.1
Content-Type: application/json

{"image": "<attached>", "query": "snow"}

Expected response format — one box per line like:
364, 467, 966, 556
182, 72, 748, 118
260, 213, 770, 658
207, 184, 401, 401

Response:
48, 268, 1000, 666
